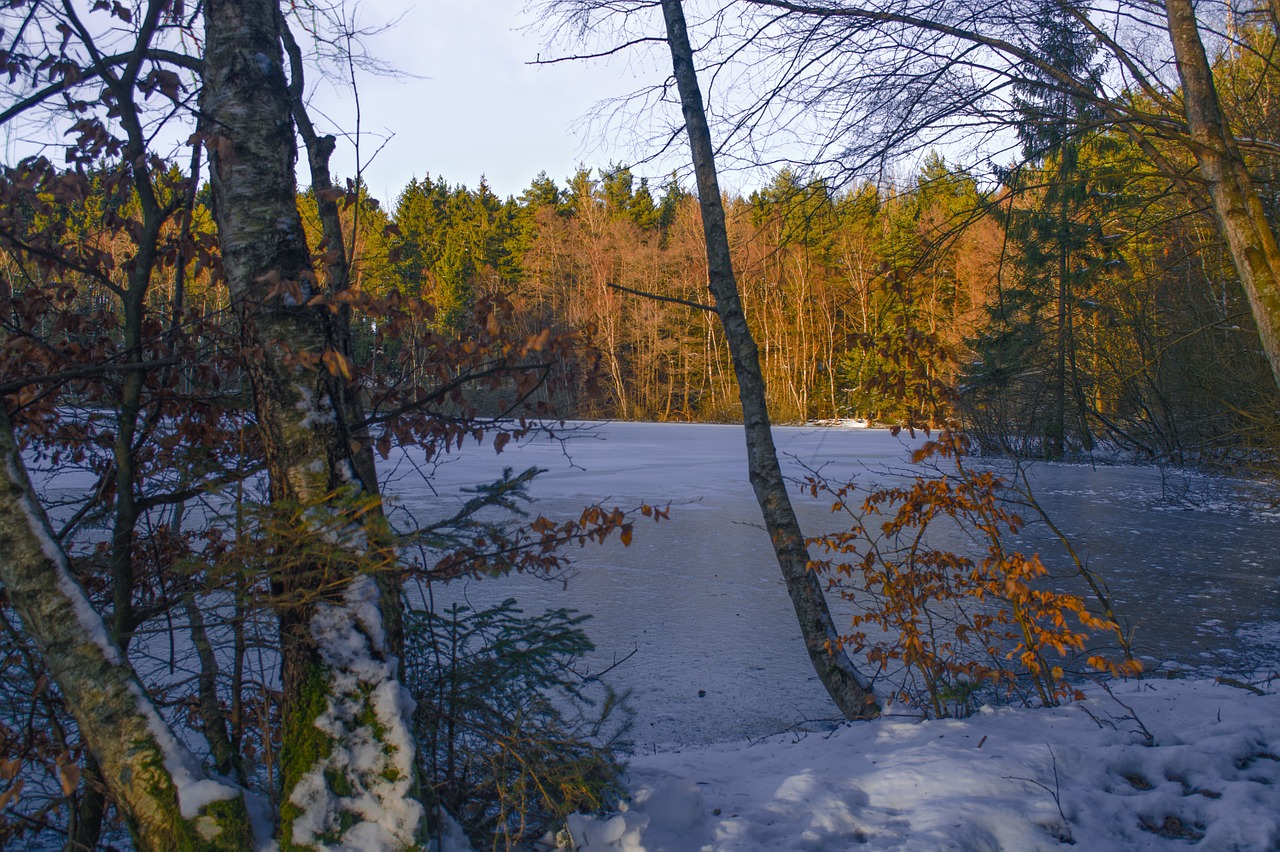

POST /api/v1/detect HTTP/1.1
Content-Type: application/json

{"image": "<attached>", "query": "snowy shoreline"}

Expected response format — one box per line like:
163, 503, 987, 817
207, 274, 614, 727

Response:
566, 676, 1280, 851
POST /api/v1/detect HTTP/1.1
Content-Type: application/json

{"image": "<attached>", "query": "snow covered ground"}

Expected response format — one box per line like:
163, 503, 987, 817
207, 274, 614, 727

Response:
414, 423, 1280, 753
409, 423, 1280, 850
31, 423, 1279, 849
565, 677, 1280, 851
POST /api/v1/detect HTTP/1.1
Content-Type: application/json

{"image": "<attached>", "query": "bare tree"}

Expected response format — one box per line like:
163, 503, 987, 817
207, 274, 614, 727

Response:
0, 0, 257, 845
539, 0, 883, 719
201, 0, 426, 844
667, 0, 882, 719
0, 412, 255, 849
1163, 0, 1280, 391
712, 0, 1280, 391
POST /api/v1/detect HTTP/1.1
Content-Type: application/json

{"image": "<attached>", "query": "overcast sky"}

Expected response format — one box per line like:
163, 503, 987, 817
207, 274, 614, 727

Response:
308, 0, 673, 206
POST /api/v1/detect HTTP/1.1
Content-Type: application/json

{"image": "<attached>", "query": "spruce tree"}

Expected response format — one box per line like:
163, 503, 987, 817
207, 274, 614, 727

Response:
967, 2, 1114, 458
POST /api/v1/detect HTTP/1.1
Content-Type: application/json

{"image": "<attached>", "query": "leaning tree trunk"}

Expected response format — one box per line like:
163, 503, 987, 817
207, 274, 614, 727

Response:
659, 0, 878, 720
1166, 0, 1280, 392
0, 408, 253, 851
201, 0, 424, 847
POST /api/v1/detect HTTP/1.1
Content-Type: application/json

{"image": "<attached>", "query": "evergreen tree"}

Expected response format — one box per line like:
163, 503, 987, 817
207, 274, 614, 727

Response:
601, 164, 636, 218
630, 177, 661, 229
967, 3, 1112, 458
391, 176, 518, 332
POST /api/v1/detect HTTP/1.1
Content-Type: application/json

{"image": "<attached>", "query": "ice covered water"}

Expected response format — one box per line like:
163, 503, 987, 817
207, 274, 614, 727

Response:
385, 422, 1280, 746
29, 422, 1277, 746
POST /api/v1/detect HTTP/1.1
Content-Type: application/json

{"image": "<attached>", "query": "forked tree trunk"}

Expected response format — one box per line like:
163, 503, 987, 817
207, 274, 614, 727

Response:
659, 0, 879, 721
201, 0, 424, 847
0, 408, 254, 851
1166, 0, 1280, 392
277, 13, 409, 663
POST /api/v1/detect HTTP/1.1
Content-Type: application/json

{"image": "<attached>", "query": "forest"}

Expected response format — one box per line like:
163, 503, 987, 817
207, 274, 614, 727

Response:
299, 146, 1279, 465
1, 0, 1279, 850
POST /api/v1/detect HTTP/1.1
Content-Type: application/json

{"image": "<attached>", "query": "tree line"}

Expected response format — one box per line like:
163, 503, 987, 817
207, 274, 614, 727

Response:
3, 0, 1280, 849
22, 6, 1280, 466
286, 141, 1276, 465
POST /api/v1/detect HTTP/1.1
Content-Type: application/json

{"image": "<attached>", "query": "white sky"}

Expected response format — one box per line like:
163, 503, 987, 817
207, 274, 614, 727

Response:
307, 0, 673, 206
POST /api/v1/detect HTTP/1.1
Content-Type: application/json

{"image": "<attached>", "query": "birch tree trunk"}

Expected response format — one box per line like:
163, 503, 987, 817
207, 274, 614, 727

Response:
1165, 0, 1280, 392
0, 408, 253, 851
659, 0, 879, 721
277, 12, 408, 662
201, 0, 424, 847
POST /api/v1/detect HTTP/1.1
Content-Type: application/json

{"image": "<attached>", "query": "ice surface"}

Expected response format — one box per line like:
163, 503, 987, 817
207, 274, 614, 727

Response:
389, 423, 1280, 746
22, 420, 1279, 848
393, 423, 1280, 847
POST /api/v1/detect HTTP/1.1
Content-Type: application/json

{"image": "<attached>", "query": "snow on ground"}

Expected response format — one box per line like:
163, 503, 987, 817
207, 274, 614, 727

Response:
566, 677, 1280, 851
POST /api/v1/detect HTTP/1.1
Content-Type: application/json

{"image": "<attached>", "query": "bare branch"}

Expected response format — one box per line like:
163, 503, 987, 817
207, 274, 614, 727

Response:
530, 35, 668, 63
607, 280, 716, 310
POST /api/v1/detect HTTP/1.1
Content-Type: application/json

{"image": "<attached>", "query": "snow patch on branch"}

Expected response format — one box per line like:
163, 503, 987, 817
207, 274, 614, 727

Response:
6, 456, 122, 666
126, 681, 240, 822
290, 575, 423, 851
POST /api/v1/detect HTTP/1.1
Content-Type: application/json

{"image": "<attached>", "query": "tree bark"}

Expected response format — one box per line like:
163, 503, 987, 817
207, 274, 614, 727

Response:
201, 0, 424, 846
1164, 0, 1280, 391
277, 10, 407, 662
0, 408, 252, 851
659, 0, 878, 720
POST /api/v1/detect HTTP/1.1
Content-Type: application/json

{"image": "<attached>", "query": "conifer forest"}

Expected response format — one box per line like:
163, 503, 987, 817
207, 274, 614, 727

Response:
1, 0, 1279, 849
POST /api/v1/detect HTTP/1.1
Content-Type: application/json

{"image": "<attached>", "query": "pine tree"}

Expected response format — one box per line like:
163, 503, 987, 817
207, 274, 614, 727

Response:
967, 2, 1114, 458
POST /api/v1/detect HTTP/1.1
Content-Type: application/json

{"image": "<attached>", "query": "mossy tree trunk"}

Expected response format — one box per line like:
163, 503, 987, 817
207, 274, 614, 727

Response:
200, 0, 425, 847
0, 408, 254, 851
659, 0, 879, 721
276, 14, 408, 661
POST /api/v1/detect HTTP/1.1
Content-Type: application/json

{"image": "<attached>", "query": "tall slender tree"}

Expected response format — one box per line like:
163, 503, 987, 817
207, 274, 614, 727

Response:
970, 3, 1110, 457
201, 0, 426, 845
658, 0, 879, 720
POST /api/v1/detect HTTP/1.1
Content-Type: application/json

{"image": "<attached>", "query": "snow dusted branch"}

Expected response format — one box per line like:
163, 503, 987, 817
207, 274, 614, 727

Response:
0, 408, 257, 850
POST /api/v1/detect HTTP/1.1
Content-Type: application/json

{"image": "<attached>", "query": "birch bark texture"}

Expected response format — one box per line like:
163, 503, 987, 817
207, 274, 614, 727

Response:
658, 0, 879, 721
0, 409, 253, 850
200, 0, 424, 846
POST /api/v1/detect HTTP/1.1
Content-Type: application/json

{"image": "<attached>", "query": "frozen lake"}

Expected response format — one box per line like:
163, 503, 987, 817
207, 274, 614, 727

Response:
385, 422, 1280, 748
31, 420, 1278, 748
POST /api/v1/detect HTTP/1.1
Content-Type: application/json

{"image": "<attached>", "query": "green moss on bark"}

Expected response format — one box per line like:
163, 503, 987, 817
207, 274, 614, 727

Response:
188, 798, 256, 852
280, 662, 336, 851
278, 663, 421, 850
135, 744, 255, 852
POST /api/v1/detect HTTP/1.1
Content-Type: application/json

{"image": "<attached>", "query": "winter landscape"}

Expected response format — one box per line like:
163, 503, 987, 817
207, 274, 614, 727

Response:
5, 0, 1280, 850
424, 424, 1280, 850
568, 676, 1280, 851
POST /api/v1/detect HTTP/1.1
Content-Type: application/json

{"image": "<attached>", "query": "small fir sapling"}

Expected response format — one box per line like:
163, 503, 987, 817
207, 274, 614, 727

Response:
403, 598, 631, 850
